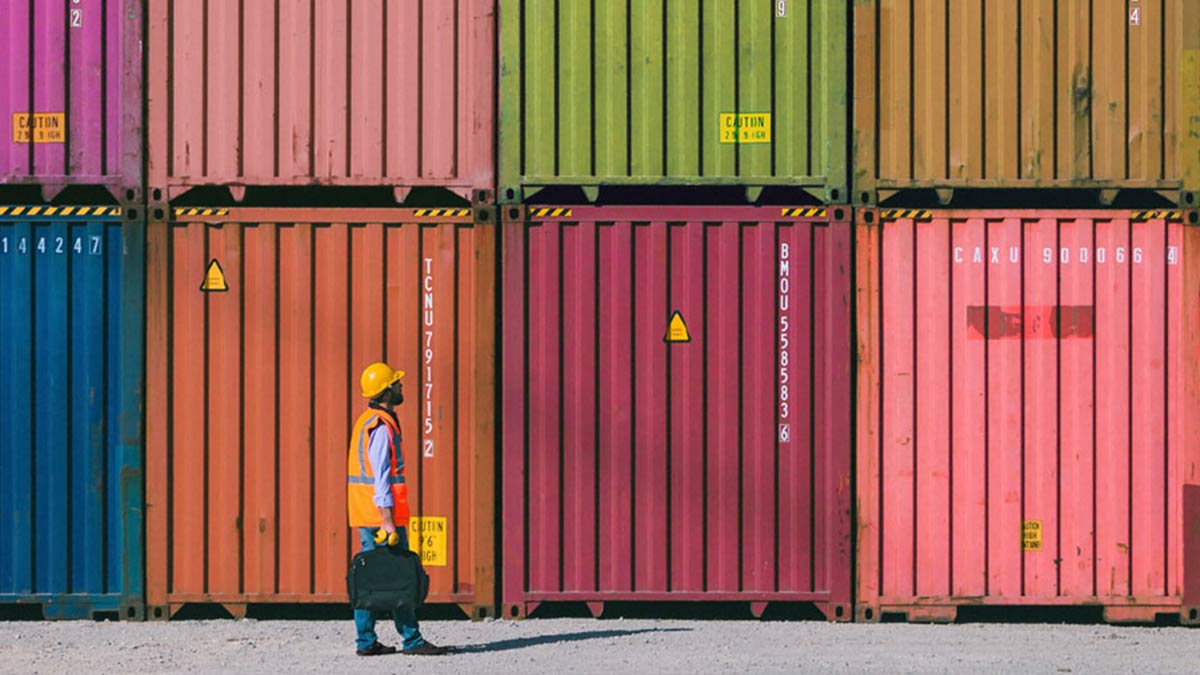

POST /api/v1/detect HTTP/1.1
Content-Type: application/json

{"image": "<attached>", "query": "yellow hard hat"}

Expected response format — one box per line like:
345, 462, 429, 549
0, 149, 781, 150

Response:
360, 362, 405, 399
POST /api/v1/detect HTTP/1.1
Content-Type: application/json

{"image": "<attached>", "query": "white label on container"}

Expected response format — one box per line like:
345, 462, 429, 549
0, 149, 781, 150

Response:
776, 1, 787, 18
422, 257, 436, 459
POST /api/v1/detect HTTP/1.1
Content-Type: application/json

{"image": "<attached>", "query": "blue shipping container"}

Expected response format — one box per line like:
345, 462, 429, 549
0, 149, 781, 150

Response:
0, 206, 143, 620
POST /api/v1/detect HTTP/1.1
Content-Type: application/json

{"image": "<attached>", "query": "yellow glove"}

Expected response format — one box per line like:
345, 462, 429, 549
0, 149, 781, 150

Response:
374, 529, 401, 547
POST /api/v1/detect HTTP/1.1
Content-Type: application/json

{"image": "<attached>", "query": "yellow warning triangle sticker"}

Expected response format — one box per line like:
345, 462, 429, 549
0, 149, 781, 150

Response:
200, 259, 229, 292
664, 311, 691, 343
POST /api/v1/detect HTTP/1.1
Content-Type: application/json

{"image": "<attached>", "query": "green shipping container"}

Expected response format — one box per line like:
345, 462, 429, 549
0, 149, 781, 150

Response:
499, 0, 848, 203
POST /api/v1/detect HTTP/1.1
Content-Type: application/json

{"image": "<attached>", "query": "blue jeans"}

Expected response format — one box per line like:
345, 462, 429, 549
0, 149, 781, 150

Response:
354, 527, 425, 651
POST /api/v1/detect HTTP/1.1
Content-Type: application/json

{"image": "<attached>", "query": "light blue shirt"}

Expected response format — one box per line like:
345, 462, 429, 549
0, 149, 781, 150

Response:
367, 423, 397, 509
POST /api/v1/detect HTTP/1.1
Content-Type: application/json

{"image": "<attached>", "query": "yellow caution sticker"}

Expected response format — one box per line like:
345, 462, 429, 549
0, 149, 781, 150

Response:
720, 113, 772, 144
1022, 520, 1042, 551
12, 113, 65, 143
408, 516, 448, 567
200, 259, 229, 292
664, 311, 692, 343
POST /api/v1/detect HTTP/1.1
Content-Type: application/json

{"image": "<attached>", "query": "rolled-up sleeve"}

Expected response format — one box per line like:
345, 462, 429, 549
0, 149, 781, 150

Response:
366, 424, 394, 508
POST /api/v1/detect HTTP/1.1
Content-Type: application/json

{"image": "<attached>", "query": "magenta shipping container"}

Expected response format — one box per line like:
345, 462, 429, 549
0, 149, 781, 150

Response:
501, 205, 854, 620
147, 0, 495, 205
1, 0, 142, 202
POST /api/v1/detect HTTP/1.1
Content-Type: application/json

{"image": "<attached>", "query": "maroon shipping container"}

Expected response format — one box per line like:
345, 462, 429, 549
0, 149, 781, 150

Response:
856, 208, 1200, 624
1, 0, 142, 202
146, 0, 495, 205
500, 205, 854, 620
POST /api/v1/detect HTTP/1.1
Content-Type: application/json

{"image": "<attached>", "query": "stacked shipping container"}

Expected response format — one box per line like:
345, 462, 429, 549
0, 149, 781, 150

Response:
851, 0, 1200, 624
144, 207, 496, 620
140, 1, 499, 618
498, 1, 855, 619
0, 3, 145, 619
501, 206, 853, 620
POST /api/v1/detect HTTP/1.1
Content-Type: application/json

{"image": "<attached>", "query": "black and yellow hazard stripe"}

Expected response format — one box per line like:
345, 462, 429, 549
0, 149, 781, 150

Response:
880, 209, 934, 221
780, 207, 827, 218
413, 208, 472, 218
529, 207, 573, 218
1130, 210, 1182, 222
174, 208, 231, 218
0, 205, 122, 217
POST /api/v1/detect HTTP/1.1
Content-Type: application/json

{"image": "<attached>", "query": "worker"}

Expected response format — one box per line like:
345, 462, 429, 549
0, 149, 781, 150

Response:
347, 362, 450, 656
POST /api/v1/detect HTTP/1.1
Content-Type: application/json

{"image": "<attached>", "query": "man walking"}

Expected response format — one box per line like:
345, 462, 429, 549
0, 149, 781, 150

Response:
347, 362, 449, 656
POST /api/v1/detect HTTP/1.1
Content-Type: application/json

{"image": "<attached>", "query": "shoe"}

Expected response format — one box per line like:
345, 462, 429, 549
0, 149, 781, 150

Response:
402, 642, 452, 656
356, 642, 398, 656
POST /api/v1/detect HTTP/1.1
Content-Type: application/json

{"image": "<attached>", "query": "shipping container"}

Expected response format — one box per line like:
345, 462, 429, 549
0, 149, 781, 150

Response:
146, 0, 495, 205
498, 1, 849, 203
852, 1, 1200, 206
0, 205, 145, 620
855, 208, 1200, 624
0, 1, 143, 202
144, 206, 497, 620
500, 205, 853, 620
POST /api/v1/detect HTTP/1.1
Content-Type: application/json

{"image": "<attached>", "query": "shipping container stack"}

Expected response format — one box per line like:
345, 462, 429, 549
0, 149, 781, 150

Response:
851, 1, 1200, 625
0, 2, 145, 620
141, 1, 497, 621
497, 1, 854, 621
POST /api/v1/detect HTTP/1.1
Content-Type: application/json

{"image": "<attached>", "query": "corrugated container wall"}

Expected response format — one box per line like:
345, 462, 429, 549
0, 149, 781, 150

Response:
146, 1, 495, 205
144, 207, 496, 620
0, 1, 143, 203
499, 1, 849, 203
855, 208, 1200, 624
501, 206, 853, 620
0, 206, 145, 619
853, 1, 1200, 206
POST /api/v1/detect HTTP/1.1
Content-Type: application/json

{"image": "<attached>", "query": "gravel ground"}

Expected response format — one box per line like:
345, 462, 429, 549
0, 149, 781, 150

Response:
0, 618, 1192, 674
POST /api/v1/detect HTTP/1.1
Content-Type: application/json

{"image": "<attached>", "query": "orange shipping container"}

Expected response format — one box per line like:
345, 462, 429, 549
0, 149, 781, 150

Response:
853, 1, 1200, 205
145, 206, 496, 620
855, 208, 1200, 624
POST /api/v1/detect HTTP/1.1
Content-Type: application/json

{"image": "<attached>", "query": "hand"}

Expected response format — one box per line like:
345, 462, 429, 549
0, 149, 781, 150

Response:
373, 528, 402, 547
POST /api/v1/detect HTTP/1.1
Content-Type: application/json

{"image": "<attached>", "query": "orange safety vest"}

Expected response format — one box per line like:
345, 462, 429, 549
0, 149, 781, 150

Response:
346, 407, 410, 528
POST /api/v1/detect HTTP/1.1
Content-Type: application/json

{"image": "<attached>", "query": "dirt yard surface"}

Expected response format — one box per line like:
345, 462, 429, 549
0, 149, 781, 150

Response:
0, 618, 1192, 674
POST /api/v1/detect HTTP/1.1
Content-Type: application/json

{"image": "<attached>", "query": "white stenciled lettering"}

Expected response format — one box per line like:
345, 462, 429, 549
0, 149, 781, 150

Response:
1133, 247, 1143, 264
1044, 248, 1054, 264
973, 247, 983, 263
1098, 247, 1107, 263
422, 257, 435, 458
1117, 247, 1126, 263
1010, 247, 1020, 263
1060, 248, 1069, 264
954, 247, 964, 264
778, 242, 792, 444
991, 247, 1000, 264
1079, 248, 1089, 264
1168, 246, 1179, 265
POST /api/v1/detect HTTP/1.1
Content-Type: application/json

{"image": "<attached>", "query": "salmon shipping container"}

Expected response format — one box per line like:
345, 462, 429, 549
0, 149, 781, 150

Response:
1, 1, 143, 202
853, 1, 1200, 205
146, 0, 495, 205
144, 206, 496, 619
499, 1, 848, 203
855, 208, 1200, 624
0, 206, 145, 619
501, 205, 853, 619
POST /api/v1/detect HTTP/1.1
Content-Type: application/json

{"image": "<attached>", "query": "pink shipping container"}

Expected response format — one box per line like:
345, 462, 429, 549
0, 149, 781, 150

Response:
1, 0, 142, 202
501, 205, 854, 620
855, 208, 1200, 624
146, 0, 495, 206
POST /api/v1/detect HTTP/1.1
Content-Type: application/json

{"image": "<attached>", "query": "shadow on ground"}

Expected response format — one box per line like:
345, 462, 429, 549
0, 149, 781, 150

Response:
454, 628, 691, 654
